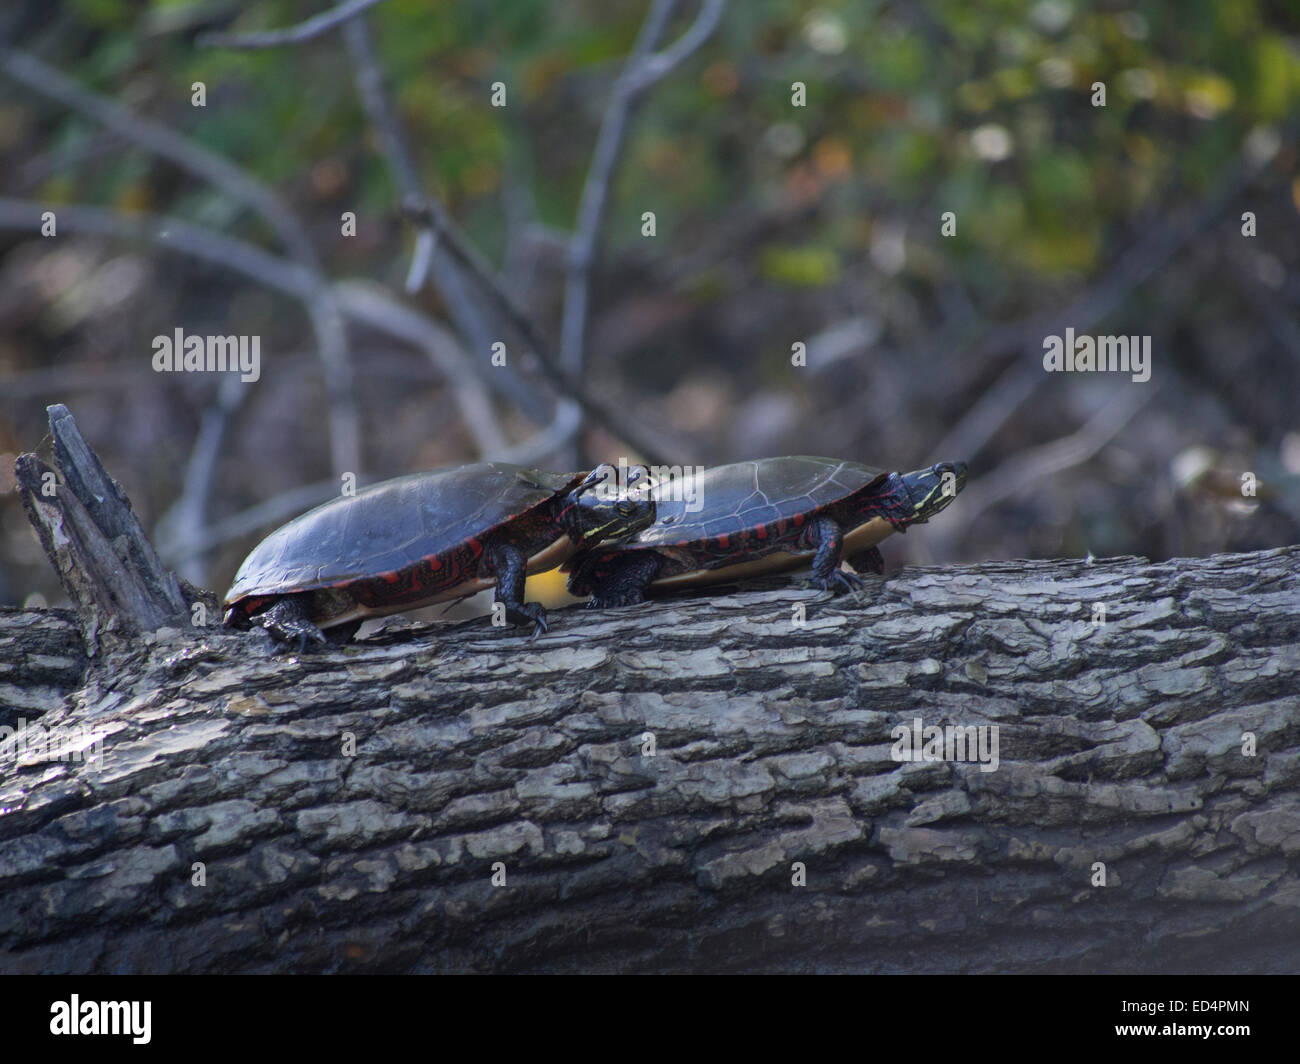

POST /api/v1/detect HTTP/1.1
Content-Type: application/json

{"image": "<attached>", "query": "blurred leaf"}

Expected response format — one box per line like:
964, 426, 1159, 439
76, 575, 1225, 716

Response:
759, 244, 841, 286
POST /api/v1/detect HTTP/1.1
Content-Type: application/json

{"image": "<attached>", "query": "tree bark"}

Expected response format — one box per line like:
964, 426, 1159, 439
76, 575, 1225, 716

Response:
1, 546, 1298, 974
14, 405, 211, 656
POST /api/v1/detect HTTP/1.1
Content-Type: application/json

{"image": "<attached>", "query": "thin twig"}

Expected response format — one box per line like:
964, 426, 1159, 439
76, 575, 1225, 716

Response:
1226, 244, 1300, 368
404, 228, 436, 294
197, 0, 388, 50
935, 147, 1272, 465
562, 0, 679, 366
0, 47, 313, 265
0, 47, 361, 476
960, 386, 1158, 525
169, 481, 345, 563
491, 403, 584, 466
0, 198, 542, 444
155, 376, 248, 584
333, 281, 508, 456
0, 197, 309, 296
342, 12, 514, 452
558, 0, 725, 463
923, 385, 1159, 563
340, 14, 431, 281
399, 196, 676, 465
628, 0, 726, 93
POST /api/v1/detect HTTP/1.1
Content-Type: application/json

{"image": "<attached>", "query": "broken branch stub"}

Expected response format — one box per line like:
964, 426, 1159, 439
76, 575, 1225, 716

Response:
14, 404, 212, 653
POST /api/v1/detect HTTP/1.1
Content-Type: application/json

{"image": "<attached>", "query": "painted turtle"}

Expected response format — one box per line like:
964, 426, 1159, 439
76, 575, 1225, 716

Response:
224, 462, 654, 650
565, 456, 967, 606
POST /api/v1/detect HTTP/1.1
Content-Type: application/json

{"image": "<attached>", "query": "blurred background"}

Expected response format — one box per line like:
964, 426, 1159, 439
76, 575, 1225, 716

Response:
1, 0, 1298, 620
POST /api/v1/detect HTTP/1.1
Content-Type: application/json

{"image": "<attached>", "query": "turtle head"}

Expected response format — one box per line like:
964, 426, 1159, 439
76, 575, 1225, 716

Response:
898, 460, 968, 525
565, 464, 656, 546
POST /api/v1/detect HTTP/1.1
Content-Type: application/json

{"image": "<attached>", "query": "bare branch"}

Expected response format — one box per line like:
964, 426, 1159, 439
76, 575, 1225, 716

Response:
560, 0, 678, 380
935, 145, 1272, 465
341, 12, 513, 453
404, 228, 437, 294
557, 0, 725, 463
340, 13, 431, 285
332, 281, 507, 456
155, 376, 249, 584
628, 0, 727, 93
492, 401, 583, 467
925, 385, 1158, 561
0, 198, 510, 416
197, 0, 388, 50
332, 281, 549, 423
399, 197, 680, 466
0, 198, 524, 463
0, 47, 313, 266
0, 197, 317, 297
154, 481, 342, 565
0, 48, 361, 476
1, 39, 687, 465
1227, 244, 1300, 368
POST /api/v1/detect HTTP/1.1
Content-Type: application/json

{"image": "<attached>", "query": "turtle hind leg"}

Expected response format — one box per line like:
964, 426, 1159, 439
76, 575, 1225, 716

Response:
809, 517, 863, 594
846, 546, 885, 576
256, 596, 329, 654
488, 542, 547, 637
582, 551, 661, 609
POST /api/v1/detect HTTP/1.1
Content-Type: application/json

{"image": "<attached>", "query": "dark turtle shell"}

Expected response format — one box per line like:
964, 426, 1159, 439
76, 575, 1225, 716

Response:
587, 456, 892, 587
224, 462, 581, 623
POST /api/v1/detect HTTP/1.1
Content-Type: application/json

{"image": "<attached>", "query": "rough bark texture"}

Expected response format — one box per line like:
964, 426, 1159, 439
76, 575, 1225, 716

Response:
14, 405, 210, 656
1, 547, 1298, 974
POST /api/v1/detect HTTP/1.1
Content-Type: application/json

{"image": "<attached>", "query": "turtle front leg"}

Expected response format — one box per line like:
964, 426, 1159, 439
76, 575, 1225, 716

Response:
573, 550, 661, 609
488, 542, 547, 637
257, 596, 329, 654
810, 516, 863, 594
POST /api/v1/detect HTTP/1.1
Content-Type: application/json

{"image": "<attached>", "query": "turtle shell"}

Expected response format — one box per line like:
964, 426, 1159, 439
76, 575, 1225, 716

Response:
224, 462, 581, 622
601, 456, 892, 586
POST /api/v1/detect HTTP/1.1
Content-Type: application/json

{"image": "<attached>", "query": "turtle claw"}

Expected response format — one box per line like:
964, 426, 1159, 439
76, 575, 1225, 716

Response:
257, 598, 329, 654
271, 625, 327, 656
813, 567, 865, 596
503, 602, 547, 638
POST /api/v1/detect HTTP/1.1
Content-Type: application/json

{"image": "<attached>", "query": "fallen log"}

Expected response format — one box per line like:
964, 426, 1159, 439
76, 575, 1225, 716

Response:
2, 407, 1297, 973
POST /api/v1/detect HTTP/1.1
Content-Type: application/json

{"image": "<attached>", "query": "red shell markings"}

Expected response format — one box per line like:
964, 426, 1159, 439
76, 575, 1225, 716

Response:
617, 456, 889, 571
223, 462, 579, 613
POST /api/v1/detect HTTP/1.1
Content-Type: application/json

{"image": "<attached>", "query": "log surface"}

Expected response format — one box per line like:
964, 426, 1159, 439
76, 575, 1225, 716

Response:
1, 546, 1298, 974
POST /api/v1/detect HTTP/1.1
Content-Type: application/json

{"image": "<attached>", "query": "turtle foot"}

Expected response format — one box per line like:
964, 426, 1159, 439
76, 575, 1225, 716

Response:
812, 567, 865, 596
588, 588, 645, 609
266, 620, 329, 655
504, 602, 548, 638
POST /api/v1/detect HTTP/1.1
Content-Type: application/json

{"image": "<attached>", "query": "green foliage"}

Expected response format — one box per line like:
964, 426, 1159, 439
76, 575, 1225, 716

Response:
13, 0, 1300, 302
760, 243, 841, 286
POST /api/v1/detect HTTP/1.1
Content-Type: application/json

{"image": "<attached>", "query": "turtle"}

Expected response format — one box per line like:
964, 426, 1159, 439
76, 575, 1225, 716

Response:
565, 456, 968, 607
223, 461, 654, 650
